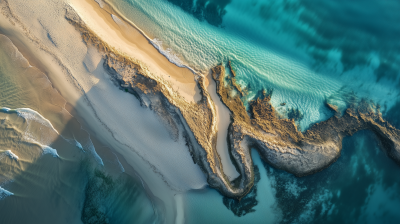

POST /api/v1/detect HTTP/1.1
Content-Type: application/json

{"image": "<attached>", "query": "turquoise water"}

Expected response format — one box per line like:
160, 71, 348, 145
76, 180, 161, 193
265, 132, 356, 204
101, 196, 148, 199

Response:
110, 0, 399, 130
183, 132, 400, 224
107, 0, 400, 222
264, 130, 400, 223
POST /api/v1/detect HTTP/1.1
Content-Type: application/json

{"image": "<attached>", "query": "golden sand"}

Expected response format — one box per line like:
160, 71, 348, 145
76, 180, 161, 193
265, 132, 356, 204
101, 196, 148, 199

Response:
1, 0, 399, 202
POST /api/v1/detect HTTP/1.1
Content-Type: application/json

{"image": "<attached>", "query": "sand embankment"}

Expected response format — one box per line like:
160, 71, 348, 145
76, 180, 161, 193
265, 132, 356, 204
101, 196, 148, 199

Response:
205, 72, 239, 180
70, 0, 201, 103
0, 0, 209, 222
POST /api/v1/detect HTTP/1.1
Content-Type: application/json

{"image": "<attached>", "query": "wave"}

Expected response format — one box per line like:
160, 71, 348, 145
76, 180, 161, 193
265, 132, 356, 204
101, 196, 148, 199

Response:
1, 107, 61, 158
149, 38, 198, 74
1, 150, 19, 161
83, 137, 104, 166
41, 145, 60, 158
15, 108, 60, 135
112, 152, 125, 173
0, 150, 19, 161
109, 12, 199, 75
0, 186, 13, 200
0, 107, 105, 162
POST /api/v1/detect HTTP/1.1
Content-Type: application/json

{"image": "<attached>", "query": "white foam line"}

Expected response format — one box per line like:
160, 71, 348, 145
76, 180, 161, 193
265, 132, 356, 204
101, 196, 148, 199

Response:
112, 152, 125, 173
0, 107, 61, 158
0, 107, 11, 112
149, 38, 198, 75
109, 14, 199, 75
15, 108, 60, 135
41, 145, 60, 158
85, 136, 104, 166
75, 140, 84, 151
135, 172, 146, 189
0, 186, 14, 200
5, 150, 19, 160
94, 0, 104, 8
0, 107, 60, 135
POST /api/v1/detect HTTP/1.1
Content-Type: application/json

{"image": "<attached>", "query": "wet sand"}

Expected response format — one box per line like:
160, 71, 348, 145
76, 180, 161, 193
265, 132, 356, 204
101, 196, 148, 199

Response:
205, 71, 239, 180
0, 0, 209, 222
0, 34, 153, 223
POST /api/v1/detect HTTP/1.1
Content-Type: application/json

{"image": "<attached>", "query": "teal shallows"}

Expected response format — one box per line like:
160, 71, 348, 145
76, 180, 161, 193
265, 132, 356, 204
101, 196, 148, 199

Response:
105, 0, 400, 222
184, 149, 279, 224
81, 169, 158, 224
108, 0, 399, 130
262, 131, 400, 224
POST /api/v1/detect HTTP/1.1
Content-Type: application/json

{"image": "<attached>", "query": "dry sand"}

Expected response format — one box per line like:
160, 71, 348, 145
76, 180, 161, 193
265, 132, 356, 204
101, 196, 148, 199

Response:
0, 0, 255, 220
70, 0, 201, 103
0, 0, 210, 222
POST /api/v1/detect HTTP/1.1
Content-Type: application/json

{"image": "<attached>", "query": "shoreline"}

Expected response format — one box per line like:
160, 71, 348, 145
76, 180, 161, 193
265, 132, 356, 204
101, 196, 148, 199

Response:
1, 0, 400, 204
98, 0, 199, 75
66, 6, 400, 200
70, 0, 202, 103
0, 0, 206, 222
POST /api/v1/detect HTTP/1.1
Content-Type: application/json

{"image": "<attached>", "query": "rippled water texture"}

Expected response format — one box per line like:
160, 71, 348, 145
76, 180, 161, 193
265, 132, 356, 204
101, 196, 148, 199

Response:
110, 0, 400, 130
106, 0, 400, 222
1, 0, 399, 223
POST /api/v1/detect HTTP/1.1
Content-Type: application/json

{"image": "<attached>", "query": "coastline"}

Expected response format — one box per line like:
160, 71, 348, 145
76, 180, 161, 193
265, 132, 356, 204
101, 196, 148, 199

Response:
66, 4, 400, 201
70, 0, 201, 103
1, 0, 399, 206
0, 0, 208, 222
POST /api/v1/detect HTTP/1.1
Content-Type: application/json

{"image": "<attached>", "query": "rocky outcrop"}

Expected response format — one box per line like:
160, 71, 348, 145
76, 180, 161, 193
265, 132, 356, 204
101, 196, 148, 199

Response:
66, 8, 400, 200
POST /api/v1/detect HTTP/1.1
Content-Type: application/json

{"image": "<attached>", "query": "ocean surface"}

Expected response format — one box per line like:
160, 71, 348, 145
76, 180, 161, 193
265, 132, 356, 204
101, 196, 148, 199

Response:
106, 0, 400, 223
0, 0, 399, 223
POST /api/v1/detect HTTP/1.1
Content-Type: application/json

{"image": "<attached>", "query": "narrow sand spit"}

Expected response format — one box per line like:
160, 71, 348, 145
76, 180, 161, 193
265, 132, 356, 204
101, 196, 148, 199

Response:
205, 72, 239, 180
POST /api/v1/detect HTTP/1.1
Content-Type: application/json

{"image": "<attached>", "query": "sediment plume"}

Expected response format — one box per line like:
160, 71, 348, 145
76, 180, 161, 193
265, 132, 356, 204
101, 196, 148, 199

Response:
65, 6, 400, 199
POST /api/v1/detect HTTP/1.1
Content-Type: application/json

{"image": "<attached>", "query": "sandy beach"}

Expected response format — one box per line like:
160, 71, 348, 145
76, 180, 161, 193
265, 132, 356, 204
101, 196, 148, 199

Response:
0, 0, 214, 222
70, 0, 201, 103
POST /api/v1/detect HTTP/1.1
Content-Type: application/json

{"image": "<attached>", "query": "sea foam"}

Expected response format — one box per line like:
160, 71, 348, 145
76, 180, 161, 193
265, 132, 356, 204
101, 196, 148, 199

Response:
83, 137, 104, 166
41, 145, 60, 158
15, 108, 60, 135
4, 150, 19, 160
1, 107, 61, 158
0, 150, 19, 161
0, 107, 104, 161
94, 0, 105, 8
0, 186, 13, 200
150, 38, 198, 75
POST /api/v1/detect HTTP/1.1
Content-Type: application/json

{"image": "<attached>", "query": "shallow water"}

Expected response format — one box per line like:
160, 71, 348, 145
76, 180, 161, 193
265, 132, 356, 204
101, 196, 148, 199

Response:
264, 130, 400, 223
1, 0, 399, 223
109, 0, 400, 130
105, 0, 400, 222
0, 34, 159, 224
